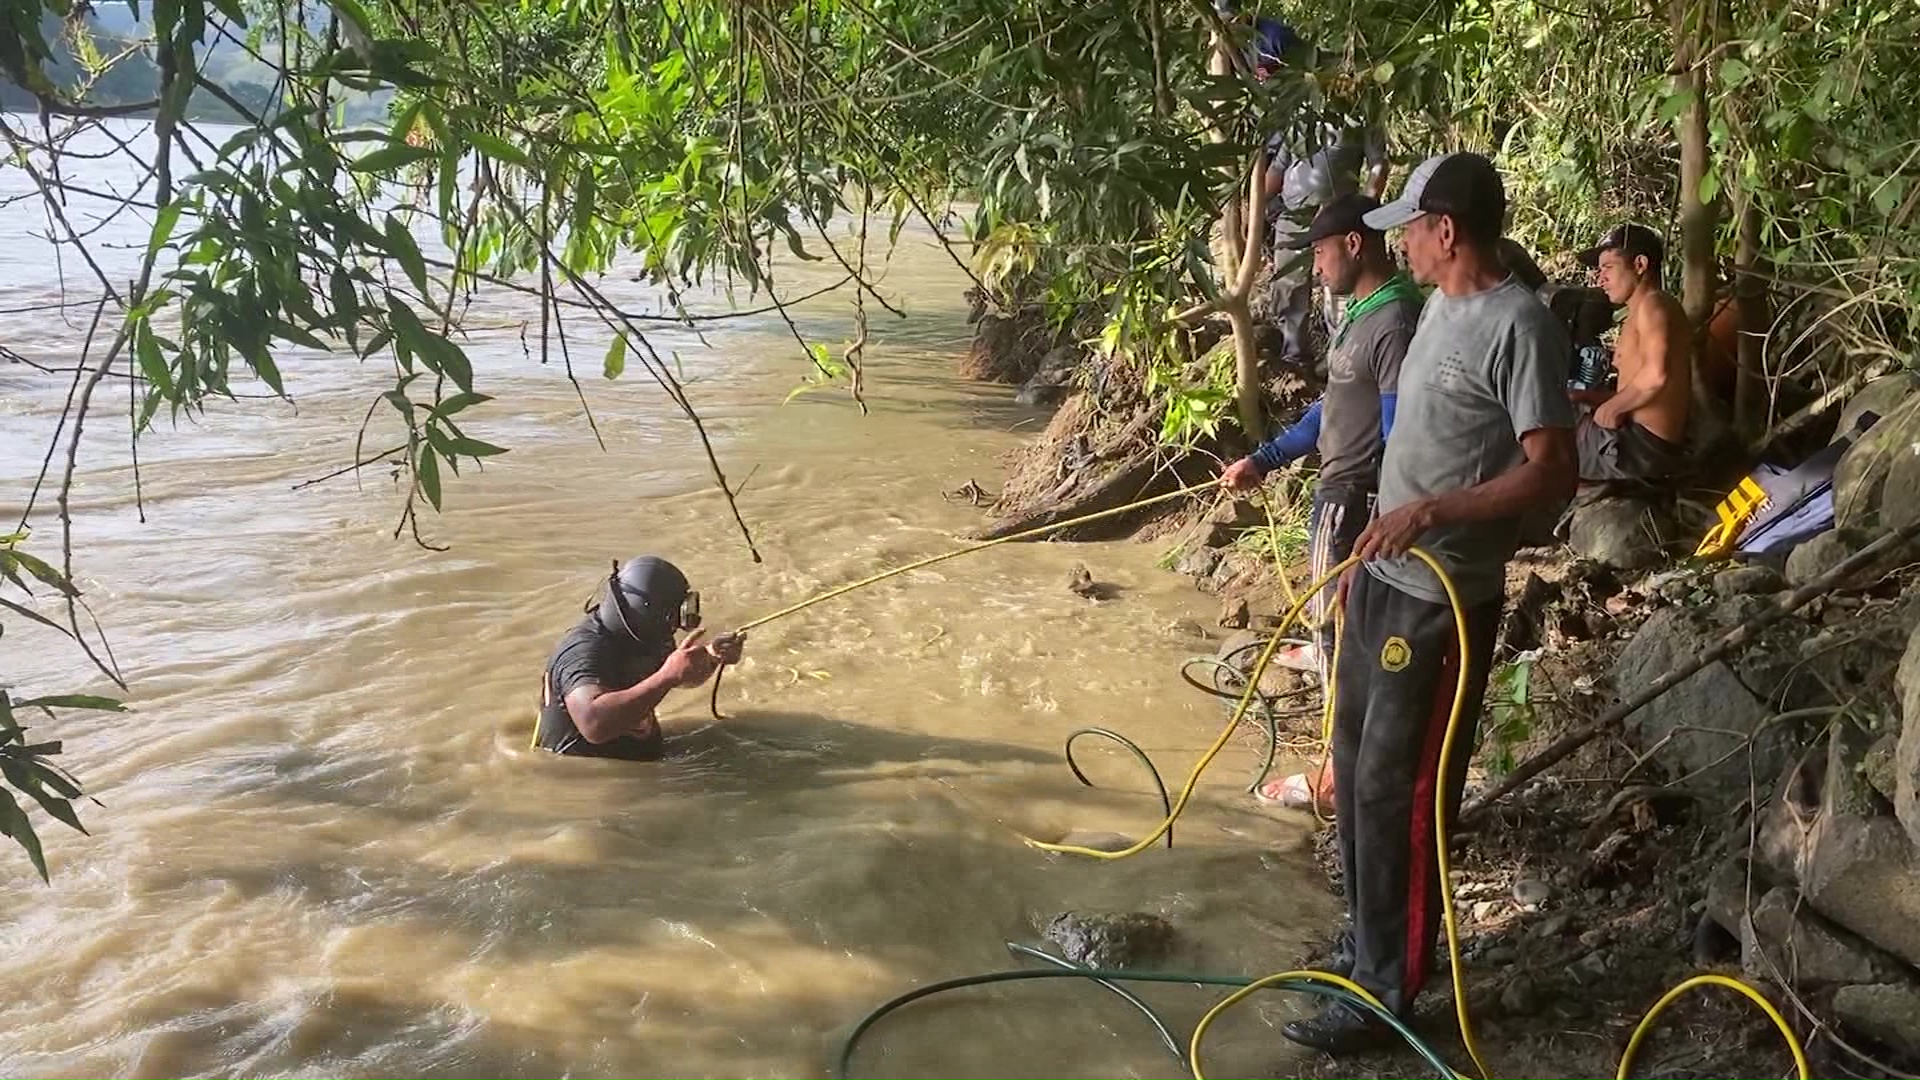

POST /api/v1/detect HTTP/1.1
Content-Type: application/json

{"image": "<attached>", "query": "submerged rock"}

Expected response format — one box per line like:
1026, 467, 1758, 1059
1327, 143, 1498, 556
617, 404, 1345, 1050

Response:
1041, 911, 1175, 969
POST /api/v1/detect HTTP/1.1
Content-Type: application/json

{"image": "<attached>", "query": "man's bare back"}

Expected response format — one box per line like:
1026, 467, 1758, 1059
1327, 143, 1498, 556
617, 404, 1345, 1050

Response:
1601, 282, 1691, 443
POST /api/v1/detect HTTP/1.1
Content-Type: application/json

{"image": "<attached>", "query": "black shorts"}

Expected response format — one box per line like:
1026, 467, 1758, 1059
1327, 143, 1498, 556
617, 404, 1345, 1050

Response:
1577, 410, 1685, 481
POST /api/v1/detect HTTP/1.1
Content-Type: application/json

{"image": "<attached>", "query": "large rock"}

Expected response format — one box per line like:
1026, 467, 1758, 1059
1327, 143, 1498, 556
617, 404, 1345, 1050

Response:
1760, 787, 1920, 968
1833, 983, 1920, 1058
1705, 855, 1762, 937
1713, 562, 1786, 597
1041, 911, 1175, 969
1834, 393, 1920, 529
1614, 606, 1787, 797
1835, 373, 1920, 444
1897, 624, 1920, 850
1741, 886, 1910, 987
1886, 431, 1920, 532
1785, 529, 1860, 587
1567, 496, 1670, 570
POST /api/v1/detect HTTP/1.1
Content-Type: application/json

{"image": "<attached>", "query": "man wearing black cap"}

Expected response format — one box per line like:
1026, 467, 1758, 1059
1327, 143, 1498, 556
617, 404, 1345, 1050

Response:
1573, 223, 1690, 482
1221, 192, 1422, 811
532, 556, 743, 760
1280, 153, 1576, 1054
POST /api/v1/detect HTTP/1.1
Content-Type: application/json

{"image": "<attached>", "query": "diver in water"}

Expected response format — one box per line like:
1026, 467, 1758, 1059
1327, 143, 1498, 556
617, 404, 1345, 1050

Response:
533, 556, 744, 760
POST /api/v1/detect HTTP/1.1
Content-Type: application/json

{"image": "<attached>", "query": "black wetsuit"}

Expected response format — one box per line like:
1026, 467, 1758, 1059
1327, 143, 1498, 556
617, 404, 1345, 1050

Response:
533, 617, 672, 760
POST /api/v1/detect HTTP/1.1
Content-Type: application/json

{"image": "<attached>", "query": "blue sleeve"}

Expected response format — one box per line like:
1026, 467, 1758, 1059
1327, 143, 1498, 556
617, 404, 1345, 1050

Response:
1250, 399, 1323, 473
1379, 393, 1397, 443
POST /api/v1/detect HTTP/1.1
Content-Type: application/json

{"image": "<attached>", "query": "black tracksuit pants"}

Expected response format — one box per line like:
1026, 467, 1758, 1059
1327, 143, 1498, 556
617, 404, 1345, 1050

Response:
1331, 569, 1502, 1015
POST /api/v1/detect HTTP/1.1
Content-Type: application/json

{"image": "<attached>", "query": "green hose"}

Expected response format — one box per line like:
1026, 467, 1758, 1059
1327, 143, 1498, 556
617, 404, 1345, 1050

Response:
1062, 728, 1175, 849
831, 965, 1459, 1079
1002, 942, 1188, 1067
1177, 648, 1315, 794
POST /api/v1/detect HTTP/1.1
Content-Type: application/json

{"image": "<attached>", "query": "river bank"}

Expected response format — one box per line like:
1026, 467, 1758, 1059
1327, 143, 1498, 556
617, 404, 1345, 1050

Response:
949, 290, 1920, 1077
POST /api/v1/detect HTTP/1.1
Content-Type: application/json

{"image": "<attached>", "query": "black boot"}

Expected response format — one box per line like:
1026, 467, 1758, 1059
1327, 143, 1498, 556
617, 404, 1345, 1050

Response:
1280, 1001, 1399, 1056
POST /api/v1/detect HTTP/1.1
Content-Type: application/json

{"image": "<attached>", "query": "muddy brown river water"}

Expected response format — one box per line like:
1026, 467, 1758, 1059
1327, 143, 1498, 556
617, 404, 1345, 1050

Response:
1, 119, 1333, 1079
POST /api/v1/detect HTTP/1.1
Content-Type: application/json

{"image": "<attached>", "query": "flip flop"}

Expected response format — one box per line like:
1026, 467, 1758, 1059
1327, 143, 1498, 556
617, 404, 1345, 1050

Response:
1254, 771, 1336, 816
1254, 772, 1316, 808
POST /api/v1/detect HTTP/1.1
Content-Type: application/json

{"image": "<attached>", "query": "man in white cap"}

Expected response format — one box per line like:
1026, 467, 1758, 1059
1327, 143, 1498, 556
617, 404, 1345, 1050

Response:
1281, 153, 1577, 1054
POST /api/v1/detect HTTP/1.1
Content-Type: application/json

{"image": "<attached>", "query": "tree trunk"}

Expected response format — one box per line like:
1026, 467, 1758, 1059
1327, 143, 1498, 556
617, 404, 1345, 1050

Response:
1199, 18, 1267, 439
1732, 195, 1767, 436
1148, 0, 1173, 119
1671, 0, 1726, 434
1225, 294, 1262, 439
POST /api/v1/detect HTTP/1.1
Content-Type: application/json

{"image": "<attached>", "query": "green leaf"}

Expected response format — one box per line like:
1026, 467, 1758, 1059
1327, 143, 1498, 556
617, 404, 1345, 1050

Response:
571, 162, 598, 239
416, 446, 443, 510
248, 347, 286, 396
329, 267, 360, 329
1657, 88, 1695, 124
13, 695, 124, 712
0, 596, 70, 637
466, 132, 531, 168
448, 436, 508, 458
782, 228, 821, 262
1719, 58, 1752, 88
1872, 177, 1904, 216
6, 546, 77, 597
359, 329, 393, 361
348, 145, 436, 173
1698, 165, 1721, 206
0, 762, 85, 835
603, 334, 627, 380
383, 389, 415, 417
433, 392, 491, 417
383, 215, 430, 299
148, 202, 183, 257
0, 790, 48, 883
268, 320, 330, 352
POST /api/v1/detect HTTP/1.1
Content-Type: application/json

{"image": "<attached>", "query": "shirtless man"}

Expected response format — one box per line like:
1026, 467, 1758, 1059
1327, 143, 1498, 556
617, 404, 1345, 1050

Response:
1573, 223, 1691, 482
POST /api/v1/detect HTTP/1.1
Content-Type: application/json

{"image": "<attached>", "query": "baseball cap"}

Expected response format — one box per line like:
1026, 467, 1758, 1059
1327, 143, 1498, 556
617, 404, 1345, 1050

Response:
1283, 193, 1383, 250
1578, 223, 1665, 268
1363, 152, 1506, 237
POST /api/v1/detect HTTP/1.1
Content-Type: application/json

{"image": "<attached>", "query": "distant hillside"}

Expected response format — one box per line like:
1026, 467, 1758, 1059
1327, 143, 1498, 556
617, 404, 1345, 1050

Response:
1, 2, 391, 124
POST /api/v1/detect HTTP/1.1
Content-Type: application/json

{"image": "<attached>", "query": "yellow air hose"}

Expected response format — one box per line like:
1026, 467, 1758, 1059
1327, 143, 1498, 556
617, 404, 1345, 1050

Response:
701, 480, 1809, 1080
1156, 551, 1809, 1080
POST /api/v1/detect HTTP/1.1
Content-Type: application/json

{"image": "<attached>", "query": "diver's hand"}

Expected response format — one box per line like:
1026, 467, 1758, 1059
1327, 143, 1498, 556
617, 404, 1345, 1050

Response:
708, 632, 744, 667
661, 629, 721, 688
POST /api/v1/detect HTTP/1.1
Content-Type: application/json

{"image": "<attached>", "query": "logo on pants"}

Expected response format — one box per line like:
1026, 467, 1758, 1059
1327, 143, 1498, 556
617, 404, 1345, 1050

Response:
1380, 635, 1412, 672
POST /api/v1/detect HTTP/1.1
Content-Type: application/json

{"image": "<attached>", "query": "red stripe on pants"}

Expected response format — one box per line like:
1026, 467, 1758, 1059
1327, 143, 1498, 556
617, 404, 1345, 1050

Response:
1403, 634, 1460, 1004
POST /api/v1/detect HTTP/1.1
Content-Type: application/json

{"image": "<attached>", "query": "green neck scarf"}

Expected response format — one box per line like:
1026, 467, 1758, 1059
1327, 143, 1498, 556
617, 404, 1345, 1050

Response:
1334, 272, 1422, 346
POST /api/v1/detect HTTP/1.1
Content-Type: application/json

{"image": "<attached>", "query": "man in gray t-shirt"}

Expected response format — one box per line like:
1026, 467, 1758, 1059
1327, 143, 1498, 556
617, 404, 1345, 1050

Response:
1279, 153, 1577, 1056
